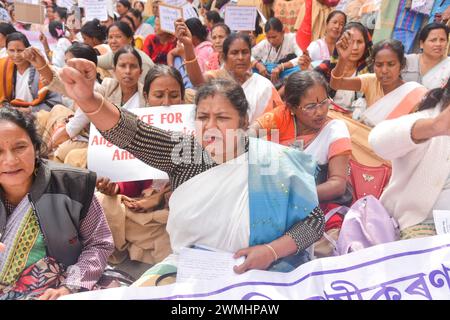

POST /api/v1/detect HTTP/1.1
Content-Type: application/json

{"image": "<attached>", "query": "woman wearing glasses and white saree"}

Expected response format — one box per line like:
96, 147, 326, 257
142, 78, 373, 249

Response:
55, 58, 324, 286
254, 70, 352, 211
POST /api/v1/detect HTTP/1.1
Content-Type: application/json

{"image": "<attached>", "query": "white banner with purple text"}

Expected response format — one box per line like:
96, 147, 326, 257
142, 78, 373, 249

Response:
62, 234, 450, 300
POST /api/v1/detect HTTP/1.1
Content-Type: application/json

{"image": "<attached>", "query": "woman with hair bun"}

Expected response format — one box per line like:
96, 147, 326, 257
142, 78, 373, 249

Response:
80, 19, 110, 55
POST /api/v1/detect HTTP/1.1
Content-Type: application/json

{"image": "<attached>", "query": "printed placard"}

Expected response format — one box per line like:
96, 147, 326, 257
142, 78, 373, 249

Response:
84, 0, 108, 22
224, 6, 257, 31
159, 4, 183, 34
87, 105, 196, 182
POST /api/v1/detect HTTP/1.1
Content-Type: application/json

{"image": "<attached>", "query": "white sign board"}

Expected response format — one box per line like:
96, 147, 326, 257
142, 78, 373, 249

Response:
87, 105, 196, 182
224, 6, 257, 31
84, 0, 108, 22
159, 4, 183, 34
57, 0, 74, 9
182, 3, 198, 20
62, 234, 450, 300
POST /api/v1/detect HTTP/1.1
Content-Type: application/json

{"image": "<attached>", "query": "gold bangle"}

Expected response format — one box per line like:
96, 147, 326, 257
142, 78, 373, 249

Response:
184, 56, 197, 64
36, 63, 49, 72
264, 244, 278, 261
331, 70, 344, 80
280, 64, 285, 72
84, 96, 105, 116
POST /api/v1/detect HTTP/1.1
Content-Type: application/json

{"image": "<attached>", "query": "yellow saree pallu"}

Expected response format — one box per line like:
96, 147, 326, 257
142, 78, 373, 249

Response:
0, 57, 48, 108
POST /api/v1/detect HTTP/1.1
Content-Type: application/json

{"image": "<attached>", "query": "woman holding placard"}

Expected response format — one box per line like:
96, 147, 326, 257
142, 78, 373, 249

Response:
177, 21, 283, 124
95, 65, 187, 268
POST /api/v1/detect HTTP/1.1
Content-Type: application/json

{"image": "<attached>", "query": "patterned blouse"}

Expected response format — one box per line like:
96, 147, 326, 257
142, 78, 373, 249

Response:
3, 196, 114, 291
101, 108, 325, 253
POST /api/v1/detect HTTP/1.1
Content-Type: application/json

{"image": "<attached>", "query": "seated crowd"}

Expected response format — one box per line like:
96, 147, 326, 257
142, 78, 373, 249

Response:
0, 0, 449, 300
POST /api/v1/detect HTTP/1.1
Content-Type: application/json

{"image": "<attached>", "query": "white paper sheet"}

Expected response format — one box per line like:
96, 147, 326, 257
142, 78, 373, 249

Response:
176, 247, 245, 283
433, 210, 450, 235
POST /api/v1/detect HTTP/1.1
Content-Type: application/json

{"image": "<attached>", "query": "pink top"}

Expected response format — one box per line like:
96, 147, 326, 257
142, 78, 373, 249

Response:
194, 41, 214, 73
205, 51, 221, 71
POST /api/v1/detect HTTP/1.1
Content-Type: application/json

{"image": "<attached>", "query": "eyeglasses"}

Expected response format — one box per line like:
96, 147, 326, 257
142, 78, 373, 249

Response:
301, 97, 332, 114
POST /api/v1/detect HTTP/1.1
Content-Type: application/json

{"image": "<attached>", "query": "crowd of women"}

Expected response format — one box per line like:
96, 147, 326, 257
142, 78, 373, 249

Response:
0, 0, 449, 300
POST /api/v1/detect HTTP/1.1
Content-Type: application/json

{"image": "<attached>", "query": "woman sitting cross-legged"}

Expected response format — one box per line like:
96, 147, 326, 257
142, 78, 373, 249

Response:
56, 57, 325, 286
0, 108, 114, 300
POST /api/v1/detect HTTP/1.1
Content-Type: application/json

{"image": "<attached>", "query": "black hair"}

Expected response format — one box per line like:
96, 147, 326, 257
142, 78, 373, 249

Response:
326, 10, 347, 25
254, 13, 263, 36
128, 8, 143, 22
6, 32, 31, 48
371, 39, 406, 69
81, 19, 107, 42
118, 0, 132, 10
107, 21, 134, 39
284, 70, 329, 109
120, 15, 136, 31
264, 17, 284, 33
49, 20, 65, 39
185, 18, 208, 42
222, 33, 251, 58
66, 43, 98, 65
66, 43, 101, 83
341, 22, 372, 63
211, 23, 231, 36
419, 22, 449, 43
0, 22, 16, 37
195, 78, 248, 124
54, 6, 67, 21
113, 45, 142, 69
143, 64, 185, 100
206, 10, 223, 25
418, 77, 450, 112
0, 107, 45, 158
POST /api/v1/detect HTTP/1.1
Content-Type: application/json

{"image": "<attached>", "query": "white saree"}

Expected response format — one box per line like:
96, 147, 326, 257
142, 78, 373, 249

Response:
360, 81, 427, 127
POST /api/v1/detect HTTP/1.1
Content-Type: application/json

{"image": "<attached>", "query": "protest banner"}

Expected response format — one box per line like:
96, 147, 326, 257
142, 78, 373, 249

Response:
14, 2, 45, 25
61, 234, 450, 300
158, 4, 183, 34
84, 0, 108, 22
224, 6, 257, 31
87, 105, 196, 182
